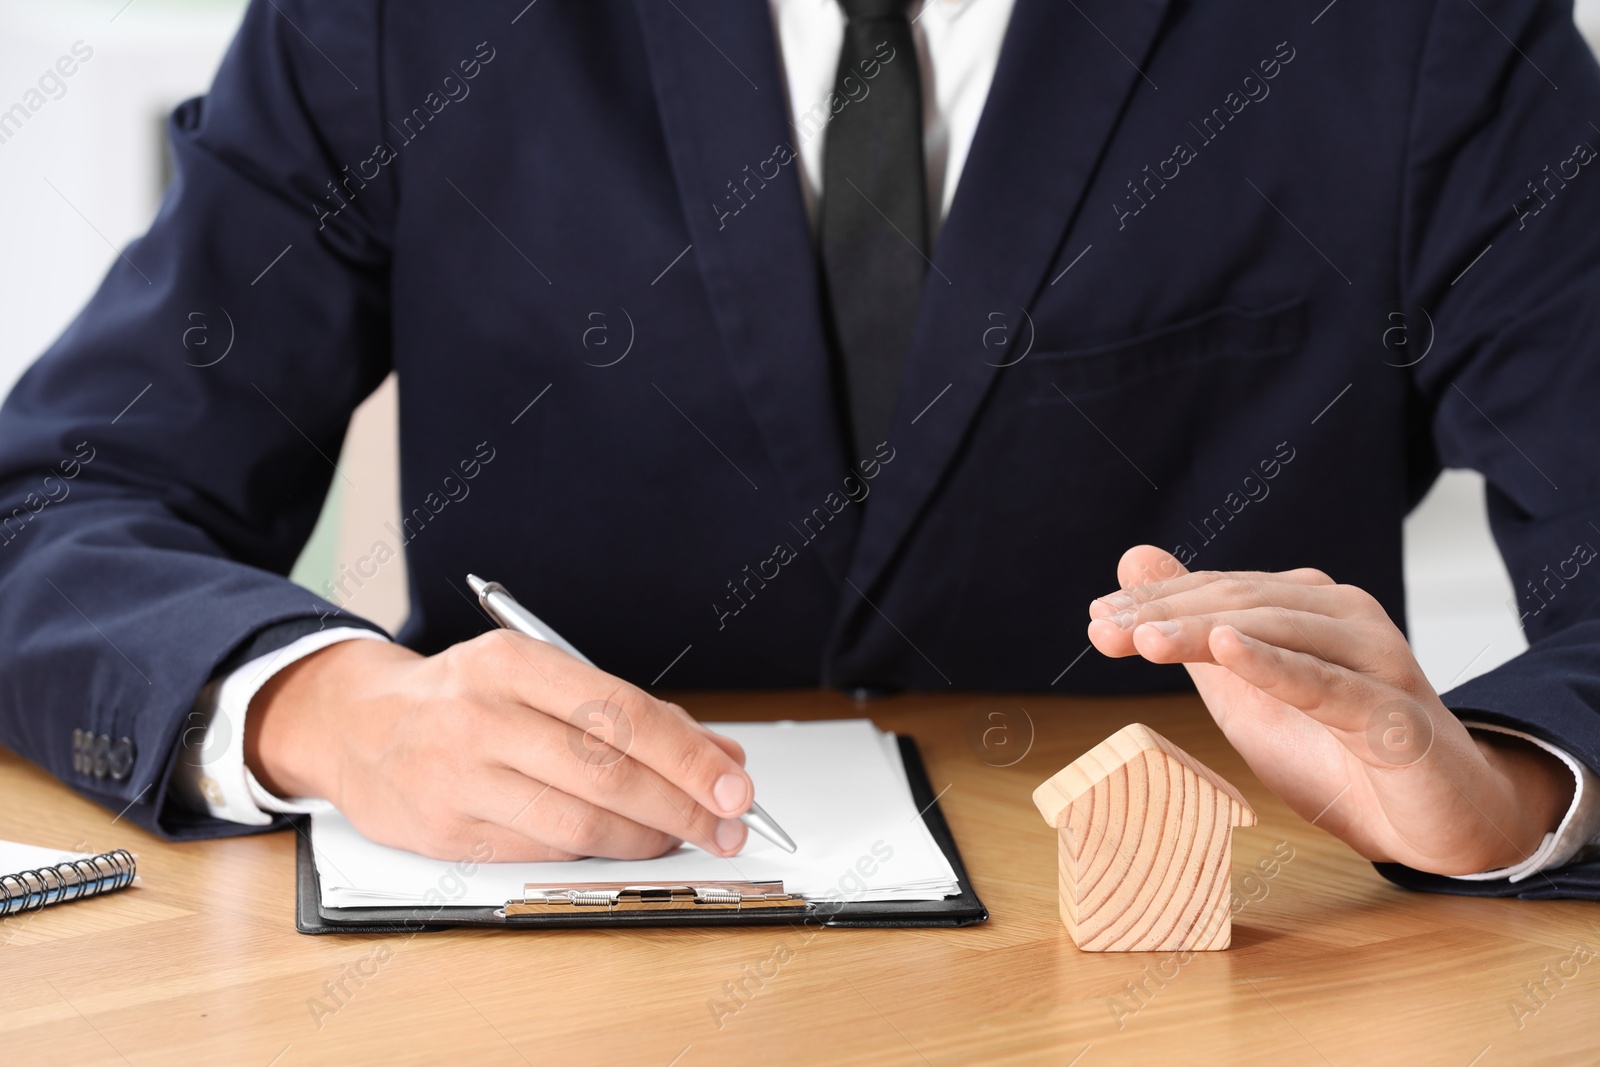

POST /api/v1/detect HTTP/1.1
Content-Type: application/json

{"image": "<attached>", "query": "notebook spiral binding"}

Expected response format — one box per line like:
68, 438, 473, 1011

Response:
0, 849, 136, 917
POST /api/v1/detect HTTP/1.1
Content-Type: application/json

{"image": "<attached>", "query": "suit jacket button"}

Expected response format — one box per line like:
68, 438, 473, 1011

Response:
109, 737, 136, 781
91, 734, 111, 779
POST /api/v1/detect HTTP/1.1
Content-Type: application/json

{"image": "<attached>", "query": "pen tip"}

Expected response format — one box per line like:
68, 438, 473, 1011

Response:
743, 801, 798, 853
466, 574, 487, 596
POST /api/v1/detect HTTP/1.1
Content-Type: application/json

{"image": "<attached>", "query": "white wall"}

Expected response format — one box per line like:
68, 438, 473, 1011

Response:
0, 0, 408, 630
0, 0, 248, 396
1582, 0, 1600, 51
2, 0, 1597, 661
1402, 471, 1526, 689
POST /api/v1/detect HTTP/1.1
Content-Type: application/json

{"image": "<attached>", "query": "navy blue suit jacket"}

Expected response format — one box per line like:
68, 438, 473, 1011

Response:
2, 0, 1599, 898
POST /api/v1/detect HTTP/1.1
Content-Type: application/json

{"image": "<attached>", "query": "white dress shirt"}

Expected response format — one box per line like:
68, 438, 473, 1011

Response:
171, 626, 382, 823
172, 0, 1600, 884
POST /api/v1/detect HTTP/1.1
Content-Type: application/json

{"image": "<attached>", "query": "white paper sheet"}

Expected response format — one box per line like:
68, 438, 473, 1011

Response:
311, 719, 961, 909
0, 841, 96, 877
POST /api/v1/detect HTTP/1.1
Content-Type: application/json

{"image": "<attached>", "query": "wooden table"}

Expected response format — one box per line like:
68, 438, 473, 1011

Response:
3, 690, 1597, 1066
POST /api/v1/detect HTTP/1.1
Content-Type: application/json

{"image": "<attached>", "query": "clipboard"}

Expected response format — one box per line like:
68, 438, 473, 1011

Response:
295, 735, 988, 933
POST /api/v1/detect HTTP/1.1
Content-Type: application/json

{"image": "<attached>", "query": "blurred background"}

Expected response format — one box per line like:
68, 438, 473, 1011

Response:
4, 0, 1598, 689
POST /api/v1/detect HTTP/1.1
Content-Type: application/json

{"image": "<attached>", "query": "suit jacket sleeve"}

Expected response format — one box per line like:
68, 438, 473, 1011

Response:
0, 0, 392, 840
1381, 0, 1600, 897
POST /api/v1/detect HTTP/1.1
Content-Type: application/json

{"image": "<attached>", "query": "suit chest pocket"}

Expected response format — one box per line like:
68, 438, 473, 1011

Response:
1023, 297, 1306, 404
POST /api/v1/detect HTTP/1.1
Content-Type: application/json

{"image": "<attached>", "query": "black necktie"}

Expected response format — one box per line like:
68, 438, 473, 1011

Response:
820, 0, 928, 460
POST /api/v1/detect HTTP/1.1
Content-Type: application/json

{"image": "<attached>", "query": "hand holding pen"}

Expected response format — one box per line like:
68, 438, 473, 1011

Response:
469, 575, 796, 853
242, 579, 792, 863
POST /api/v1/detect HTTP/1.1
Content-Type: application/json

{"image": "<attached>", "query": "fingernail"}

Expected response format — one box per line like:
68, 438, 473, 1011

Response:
1110, 611, 1137, 629
713, 773, 748, 814
1228, 626, 1252, 645
1147, 620, 1181, 636
1102, 592, 1137, 610
715, 818, 746, 853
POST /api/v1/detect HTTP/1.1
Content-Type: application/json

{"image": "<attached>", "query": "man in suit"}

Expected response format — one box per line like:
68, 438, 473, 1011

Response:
1, 0, 1598, 898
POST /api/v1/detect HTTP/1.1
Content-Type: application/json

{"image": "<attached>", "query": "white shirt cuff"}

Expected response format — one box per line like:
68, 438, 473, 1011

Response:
169, 627, 388, 825
1446, 722, 1600, 883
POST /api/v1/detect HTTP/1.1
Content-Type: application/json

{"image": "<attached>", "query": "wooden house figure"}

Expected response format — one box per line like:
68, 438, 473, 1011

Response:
1033, 723, 1257, 952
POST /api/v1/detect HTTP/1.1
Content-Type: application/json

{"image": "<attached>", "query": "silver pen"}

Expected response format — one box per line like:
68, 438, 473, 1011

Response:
467, 574, 798, 853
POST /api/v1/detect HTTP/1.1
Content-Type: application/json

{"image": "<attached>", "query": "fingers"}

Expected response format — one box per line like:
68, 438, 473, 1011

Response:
661, 701, 747, 766
1086, 568, 1399, 706
703, 732, 747, 763
1092, 572, 1347, 623
438, 822, 580, 865
1091, 586, 1369, 658
463, 768, 685, 861
597, 687, 754, 819
1115, 544, 1190, 591
469, 632, 756, 828
492, 706, 749, 858
1111, 546, 1325, 594
1112, 555, 1334, 604
1107, 544, 1332, 607
1106, 549, 1329, 666
1207, 625, 1378, 733
405, 814, 668, 866
1102, 606, 1373, 672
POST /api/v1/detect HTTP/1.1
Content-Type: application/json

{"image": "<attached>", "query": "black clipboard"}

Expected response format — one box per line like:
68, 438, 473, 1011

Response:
295, 735, 989, 933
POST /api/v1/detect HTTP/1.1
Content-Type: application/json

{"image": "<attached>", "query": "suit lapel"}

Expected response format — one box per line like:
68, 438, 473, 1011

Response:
633, 0, 858, 582
834, 0, 1174, 631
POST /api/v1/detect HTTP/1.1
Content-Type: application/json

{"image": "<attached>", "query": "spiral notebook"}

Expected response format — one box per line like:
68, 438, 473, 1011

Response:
0, 841, 137, 917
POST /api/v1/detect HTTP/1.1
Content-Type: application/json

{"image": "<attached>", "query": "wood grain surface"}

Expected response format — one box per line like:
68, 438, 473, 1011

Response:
2, 690, 1597, 1066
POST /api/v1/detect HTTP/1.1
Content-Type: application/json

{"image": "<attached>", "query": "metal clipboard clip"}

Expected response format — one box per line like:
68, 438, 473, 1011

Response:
500, 880, 803, 916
